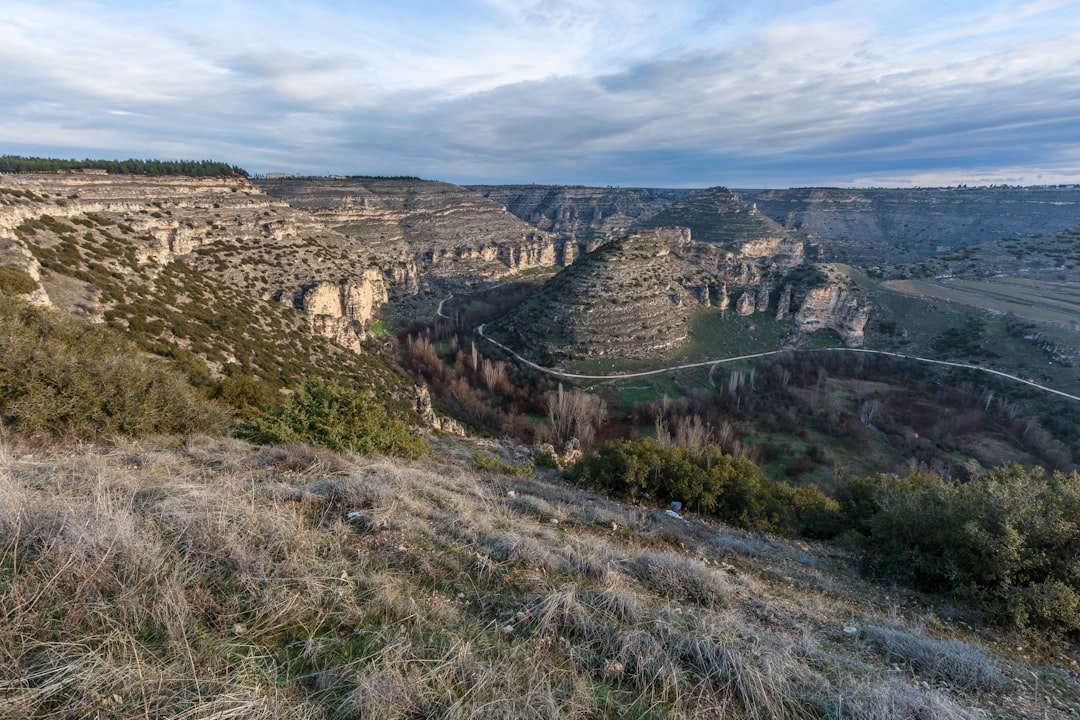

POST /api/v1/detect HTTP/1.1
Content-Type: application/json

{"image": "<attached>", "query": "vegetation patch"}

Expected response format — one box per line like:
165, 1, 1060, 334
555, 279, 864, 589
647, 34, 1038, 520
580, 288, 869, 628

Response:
0, 296, 227, 438
571, 437, 839, 537
837, 464, 1080, 638
0, 266, 38, 295
235, 377, 427, 458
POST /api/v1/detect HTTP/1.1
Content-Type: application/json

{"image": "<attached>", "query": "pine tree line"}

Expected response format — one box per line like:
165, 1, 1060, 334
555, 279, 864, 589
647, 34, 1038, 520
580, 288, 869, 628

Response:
0, 155, 248, 177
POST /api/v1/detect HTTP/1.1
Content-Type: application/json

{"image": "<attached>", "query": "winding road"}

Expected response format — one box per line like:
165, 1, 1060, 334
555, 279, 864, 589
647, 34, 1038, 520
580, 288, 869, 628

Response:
475, 324, 1080, 403
435, 293, 453, 320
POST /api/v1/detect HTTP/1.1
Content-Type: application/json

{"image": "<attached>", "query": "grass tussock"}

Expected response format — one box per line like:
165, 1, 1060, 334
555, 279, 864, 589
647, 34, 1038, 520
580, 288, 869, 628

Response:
862, 625, 1007, 692
0, 434, 1066, 719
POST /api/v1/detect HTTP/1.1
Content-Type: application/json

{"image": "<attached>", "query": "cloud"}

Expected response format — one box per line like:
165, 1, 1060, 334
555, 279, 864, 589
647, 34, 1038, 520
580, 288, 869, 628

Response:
1, 0, 1078, 186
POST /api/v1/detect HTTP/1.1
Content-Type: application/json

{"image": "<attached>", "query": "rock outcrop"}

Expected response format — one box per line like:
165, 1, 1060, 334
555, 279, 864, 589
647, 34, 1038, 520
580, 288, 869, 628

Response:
414, 385, 467, 436
296, 271, 389, 352
794, 283, 870, 346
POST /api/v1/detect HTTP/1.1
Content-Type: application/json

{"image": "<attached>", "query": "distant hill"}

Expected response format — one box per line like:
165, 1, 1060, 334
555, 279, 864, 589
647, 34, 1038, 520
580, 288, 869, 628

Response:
637, 186, 795, 252
738, 185, 1080, 264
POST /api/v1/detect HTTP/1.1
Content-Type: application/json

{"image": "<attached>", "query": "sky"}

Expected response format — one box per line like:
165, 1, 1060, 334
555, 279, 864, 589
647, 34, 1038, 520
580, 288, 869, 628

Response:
2, 0, 1080, 188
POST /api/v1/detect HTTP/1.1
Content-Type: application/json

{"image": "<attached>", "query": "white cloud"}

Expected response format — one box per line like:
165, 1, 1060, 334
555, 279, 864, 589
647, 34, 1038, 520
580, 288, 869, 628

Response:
2, 0, 1078, 185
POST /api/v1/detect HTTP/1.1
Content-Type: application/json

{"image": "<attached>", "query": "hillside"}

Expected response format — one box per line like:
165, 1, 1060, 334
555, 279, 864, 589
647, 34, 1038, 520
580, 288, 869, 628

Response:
488, 188, 871, 364
739, 186, 1080, 265
258, 177, 579, 288
638, 187, 804, 254
0, 174, 591, 401
488, 230, 712, 362
469, 184, 696, 249
1, 433, 1076, 719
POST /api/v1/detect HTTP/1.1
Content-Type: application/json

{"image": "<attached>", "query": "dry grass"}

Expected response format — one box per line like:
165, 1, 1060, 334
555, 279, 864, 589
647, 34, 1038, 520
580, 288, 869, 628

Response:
0, 433, 1072, 719
862, 624, 1008, 692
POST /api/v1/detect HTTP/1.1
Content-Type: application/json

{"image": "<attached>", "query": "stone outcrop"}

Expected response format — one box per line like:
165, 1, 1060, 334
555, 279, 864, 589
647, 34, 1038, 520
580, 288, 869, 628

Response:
414, 385, 467, 436
296, 271, 389, 352
794, 283, 870, 346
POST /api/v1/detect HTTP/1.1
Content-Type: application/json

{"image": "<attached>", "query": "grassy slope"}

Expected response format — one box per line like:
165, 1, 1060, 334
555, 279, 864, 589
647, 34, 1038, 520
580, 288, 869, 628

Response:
1, 433, 1076, 719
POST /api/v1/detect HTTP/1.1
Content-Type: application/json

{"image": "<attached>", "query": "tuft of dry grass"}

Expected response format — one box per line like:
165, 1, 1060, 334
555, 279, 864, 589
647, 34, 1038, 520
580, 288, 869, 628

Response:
628, 550, 733, 606
842, 679, 979, 720
862, 624, 1008, 692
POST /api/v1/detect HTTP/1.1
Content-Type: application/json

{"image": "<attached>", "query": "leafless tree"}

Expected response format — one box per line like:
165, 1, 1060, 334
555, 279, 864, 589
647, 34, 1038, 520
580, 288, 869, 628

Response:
547, 384, 607, 449
674, 414, 712, 454
480, 358, 507, 393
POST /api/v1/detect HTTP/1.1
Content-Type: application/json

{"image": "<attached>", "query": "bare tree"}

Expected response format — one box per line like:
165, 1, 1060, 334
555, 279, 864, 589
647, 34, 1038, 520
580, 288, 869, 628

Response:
546, 384, 607, 449
674, 414, 712, 454
480, 358, 507, 393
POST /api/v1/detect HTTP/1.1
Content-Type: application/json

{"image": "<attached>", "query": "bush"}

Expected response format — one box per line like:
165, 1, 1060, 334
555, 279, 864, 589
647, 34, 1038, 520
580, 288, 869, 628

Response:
837, 465, 1080, 638
0, 296, 227, 438
0, 266, 38, 295
235, 377, 427, 458
570, 438, 840, 536
472, 452, 533, 476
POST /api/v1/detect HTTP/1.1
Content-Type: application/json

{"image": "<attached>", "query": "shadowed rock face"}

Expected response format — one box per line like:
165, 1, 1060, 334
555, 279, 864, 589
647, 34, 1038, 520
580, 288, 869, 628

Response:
469, 185, 696, 250
738, 186, 1080, 264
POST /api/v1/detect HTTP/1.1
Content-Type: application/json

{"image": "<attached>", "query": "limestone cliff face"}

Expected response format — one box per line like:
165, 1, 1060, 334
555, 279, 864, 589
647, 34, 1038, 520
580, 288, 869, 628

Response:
296, 270, 389, 352
469, 185, 695, 249
794, 283, 870, 346
0, 174, 398, 363
652, 225, 793, 317
257, 178, 577, 289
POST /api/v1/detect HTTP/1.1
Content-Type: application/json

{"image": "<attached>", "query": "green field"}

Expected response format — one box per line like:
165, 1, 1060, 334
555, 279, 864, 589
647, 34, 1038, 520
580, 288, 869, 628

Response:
883, 277, 1080, 329
678, 308, 787, 360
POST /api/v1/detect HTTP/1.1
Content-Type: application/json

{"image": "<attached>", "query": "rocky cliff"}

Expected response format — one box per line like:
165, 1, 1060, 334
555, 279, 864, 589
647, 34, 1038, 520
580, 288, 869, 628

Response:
0, 174, 408, 390
468, 185, 695, 250
296, 271, 389, 353
793, 279, 870, 345
257, 178, 578, 290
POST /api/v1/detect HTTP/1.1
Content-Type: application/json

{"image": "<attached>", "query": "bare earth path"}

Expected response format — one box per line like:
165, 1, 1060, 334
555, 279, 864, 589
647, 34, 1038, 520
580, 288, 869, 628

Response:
476, 324, 1080, 403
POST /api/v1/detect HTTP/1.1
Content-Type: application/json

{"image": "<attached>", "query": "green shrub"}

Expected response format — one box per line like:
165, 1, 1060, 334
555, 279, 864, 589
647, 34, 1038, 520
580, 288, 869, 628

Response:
570, 438, 839, 536
0, 266, 38, 295
472, 452, 533, 476
838, 465, 1080, 638
235, 377, 427, 458
0, 296, 227, 438
211, 371, 279, 412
